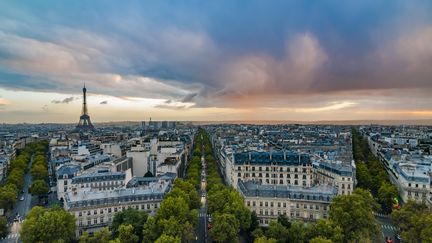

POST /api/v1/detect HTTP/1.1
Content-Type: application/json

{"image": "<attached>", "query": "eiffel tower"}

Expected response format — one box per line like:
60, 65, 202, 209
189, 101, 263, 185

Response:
76, 84, 95, 131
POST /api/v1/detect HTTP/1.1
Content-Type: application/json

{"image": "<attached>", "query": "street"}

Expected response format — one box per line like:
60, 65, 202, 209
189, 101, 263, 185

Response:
375, 213, 399, 243
196, 149, 209, 243
1, 156, 34, 243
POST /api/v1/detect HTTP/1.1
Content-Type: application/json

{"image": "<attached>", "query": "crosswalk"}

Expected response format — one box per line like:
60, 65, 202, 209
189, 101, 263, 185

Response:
1, 233, 19, 240
199, 213, 212, 218
373, 212, 390, 218
381, 224, 397, 231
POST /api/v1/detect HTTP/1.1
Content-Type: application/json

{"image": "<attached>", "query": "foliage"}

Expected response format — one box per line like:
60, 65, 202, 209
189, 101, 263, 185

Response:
111, 208, 147, 241
392, 200, 432, 243
20, 206, 76, 243
155, 234, 181, 243
79, 227, 111, 243
309, 236, 333, 243
254, 236, 277, 243
30, 179, 49, 196
210, 213, 240, 243
352, 129, 398, 213
329, 189, 379, 242
116, 224, 139, 243
0, 216, 8, 238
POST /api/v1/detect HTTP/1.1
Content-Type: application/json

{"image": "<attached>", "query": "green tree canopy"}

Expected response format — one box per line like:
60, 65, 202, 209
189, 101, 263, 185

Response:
111, 208, 147, 240
20, 206, 76, 243
210, 213, 240, 243
0, 216, 8, 238
155, 234, 181, 243
329, 189, 379, 242
30, 179, 49, 196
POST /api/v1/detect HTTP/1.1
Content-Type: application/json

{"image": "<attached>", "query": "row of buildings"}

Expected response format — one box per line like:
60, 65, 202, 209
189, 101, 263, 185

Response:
362, 125, 432, 206
31, 122, 194, 236
206, 124, 356, 226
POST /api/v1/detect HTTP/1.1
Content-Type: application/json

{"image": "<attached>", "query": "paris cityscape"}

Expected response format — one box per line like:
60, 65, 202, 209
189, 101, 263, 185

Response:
1, 1, 432, 243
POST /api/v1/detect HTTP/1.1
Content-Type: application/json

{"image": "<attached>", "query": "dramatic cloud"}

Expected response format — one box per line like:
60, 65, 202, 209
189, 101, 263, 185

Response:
181, 93, 198, 103
51, 97, 75, 104
0, 1, 432, 122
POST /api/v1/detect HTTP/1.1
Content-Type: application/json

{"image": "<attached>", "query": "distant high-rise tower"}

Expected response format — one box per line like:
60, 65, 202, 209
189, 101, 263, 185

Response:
76, 84, 95, 131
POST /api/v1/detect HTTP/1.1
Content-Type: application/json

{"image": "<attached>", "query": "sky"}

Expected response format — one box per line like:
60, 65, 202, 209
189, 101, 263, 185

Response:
1, 0, 432, 123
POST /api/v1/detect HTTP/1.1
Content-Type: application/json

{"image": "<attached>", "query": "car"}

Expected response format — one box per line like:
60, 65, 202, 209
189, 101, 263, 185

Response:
20, 196, 25, 201
385, 237, 393, 243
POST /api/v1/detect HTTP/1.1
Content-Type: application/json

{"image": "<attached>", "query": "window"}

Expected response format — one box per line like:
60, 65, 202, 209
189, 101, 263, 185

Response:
294, 180, 298, 185
247, 201, 250, 206
278, 202, 281, 207
78, 212, 82, 217
302, 175, 306, 179
108, 208, 112, 213
94, 218, 98, 224
270, 202, 274, 207
253, 201, 256, 207
237, 173, 241, 177
265, 202, 268, 207
279, 179, 283, 184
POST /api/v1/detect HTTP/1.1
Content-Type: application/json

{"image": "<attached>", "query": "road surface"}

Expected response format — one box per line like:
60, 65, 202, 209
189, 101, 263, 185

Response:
375, 213, 399, 243
196, 150, 209, 243
1, 156, 34, 243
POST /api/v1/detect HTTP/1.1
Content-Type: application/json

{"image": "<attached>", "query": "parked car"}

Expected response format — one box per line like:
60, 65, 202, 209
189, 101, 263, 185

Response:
20, 196, 25, 201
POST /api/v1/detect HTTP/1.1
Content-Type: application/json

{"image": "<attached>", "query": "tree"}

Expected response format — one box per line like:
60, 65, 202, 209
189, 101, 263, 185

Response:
378, 182, 398, 214
142, 217, 160, 243
116, 224, 138, 243
31, 164, 48, 180
80, 228, 112, 243
287, 220, 310, 243
20, 206, 76, 243
156, 197, 189, 224
30, 179, 49, 197
249, 211, 260, 233
158, 217, 182, 238
111, 208, 147, 240
310, 219, 343, 243
155, 234, 181, 243
210, 213, 240, 243
329, 189, 378, 242
310, 236, 332, 243
254, 236, 277, 243
265, 221, 289, 243
0, 216, 8, 238
392, 200, 432, 242
0, 184, 18, 210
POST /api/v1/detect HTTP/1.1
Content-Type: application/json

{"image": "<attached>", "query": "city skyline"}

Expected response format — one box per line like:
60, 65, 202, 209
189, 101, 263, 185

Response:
1, 1, 432, 123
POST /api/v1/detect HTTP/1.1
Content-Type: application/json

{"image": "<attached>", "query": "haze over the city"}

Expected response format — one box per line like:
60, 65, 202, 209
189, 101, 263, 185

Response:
1, 1, 432, 123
